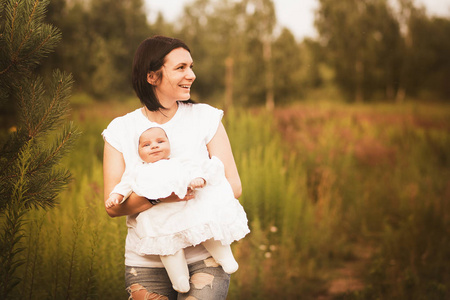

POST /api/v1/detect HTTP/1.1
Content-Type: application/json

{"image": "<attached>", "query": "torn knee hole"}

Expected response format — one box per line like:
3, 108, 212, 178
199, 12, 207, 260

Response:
190, 273, 214, 290
128, 283, 147, 294
204, 257, 219, 267
127, 284, 168, 300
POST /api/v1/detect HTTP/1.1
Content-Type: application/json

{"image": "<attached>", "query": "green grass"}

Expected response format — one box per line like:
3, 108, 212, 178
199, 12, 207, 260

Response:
6, 99, 450, 299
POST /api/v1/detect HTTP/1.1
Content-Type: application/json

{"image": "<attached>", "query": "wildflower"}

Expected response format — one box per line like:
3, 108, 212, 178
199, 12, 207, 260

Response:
270, 226, 278, 233
259, 245, 267, 251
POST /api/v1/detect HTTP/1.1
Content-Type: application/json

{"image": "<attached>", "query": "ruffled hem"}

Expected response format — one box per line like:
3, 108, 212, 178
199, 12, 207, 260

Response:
135, 219, 250, 256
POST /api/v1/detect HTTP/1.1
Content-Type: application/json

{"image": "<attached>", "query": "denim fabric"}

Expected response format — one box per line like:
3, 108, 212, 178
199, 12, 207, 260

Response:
125, 257, 230, 300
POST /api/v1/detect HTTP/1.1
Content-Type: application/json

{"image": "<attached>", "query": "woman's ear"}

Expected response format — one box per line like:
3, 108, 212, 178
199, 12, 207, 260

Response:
147, 72, 157, 85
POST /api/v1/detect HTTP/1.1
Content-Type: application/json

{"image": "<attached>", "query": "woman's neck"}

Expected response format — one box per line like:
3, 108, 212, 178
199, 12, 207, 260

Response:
143, 102, 178, 124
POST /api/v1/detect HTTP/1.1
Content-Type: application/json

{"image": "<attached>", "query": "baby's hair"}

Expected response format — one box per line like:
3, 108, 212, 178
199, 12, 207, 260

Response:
139, 126, 169, 144
138, 126, 170, 145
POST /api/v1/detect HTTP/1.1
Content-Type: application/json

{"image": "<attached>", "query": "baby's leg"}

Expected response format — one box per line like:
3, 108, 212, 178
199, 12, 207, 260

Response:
202, 239, 239, 274
160, 249, 190, 293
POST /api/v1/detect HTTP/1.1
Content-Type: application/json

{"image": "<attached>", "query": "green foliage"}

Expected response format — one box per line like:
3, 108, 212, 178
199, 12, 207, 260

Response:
0, 0, 78, 298
39, 0, 151, 98
316, 0, 450, 102
316, 0, 400, 101
272, 28, 304, 104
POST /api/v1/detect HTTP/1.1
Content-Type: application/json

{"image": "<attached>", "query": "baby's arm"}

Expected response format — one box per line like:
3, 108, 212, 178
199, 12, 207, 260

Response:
105, 193, 125, 208
105, 167, 134, 209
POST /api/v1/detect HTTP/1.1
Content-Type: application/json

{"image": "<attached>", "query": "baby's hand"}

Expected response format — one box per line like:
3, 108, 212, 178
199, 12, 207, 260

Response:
189, 177, 206, 189
105, 193, 124, 208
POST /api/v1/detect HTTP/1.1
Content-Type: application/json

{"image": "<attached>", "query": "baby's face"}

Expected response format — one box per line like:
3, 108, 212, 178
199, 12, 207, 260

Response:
138, 127, 171, 163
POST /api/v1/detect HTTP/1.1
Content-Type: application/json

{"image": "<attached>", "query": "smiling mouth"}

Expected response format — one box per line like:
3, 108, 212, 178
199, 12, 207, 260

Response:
180, 85, 191, 89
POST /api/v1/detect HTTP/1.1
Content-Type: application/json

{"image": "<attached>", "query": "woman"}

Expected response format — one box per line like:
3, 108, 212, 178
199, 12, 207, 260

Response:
102, 36, 242, 300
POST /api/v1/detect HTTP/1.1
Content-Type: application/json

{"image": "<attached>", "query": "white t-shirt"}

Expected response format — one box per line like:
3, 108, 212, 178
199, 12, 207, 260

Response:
102, 102, 224, 267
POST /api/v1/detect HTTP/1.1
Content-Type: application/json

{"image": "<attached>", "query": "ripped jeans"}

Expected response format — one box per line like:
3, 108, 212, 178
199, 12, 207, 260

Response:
125, 257, 230, 300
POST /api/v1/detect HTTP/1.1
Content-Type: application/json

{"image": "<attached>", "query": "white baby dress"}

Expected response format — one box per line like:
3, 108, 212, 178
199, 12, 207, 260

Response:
129, 156, 250, 256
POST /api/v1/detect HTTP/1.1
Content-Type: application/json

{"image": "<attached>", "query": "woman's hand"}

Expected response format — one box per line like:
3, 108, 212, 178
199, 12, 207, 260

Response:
159, 188, 195, 203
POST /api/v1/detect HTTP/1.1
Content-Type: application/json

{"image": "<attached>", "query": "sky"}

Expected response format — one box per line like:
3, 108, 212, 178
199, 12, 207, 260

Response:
144, 0, 450, 40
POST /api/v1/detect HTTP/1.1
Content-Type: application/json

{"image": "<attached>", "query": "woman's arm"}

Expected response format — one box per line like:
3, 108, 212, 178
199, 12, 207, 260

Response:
103, 141, 152, 217
207, 122, 242, 198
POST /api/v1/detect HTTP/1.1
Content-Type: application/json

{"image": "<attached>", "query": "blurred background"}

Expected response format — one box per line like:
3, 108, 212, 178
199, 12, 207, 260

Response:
1, 0, 449, 299
37, 0, 450, 105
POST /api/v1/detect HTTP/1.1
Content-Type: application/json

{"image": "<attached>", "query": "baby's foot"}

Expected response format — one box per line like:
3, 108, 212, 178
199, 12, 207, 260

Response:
173, 276, 190, 293
218, 259, 239, 274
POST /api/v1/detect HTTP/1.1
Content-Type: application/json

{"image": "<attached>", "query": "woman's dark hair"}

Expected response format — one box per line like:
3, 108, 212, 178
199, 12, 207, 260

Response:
132, 36, 194, 111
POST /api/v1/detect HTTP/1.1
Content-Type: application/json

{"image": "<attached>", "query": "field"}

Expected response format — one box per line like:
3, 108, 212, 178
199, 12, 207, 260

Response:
11, 97, 450, 299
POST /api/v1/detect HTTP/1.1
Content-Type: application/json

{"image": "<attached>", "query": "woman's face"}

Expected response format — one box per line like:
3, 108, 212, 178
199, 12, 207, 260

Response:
138, 127, 171, 163
151, 48, 196, 103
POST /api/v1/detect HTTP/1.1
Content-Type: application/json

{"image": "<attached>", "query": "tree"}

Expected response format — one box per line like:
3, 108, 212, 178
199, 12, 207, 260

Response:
88, 0, 150, 96
272, 28, 304, 104
395, 0, 450, 101
39, 0, 151, 98
0, 0, 78, 297
177, 0, 224, 101
315, 0, 402, 102
241, 0, 276, 110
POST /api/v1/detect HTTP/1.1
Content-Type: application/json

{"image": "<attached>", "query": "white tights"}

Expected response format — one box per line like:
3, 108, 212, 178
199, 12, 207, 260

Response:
159, 239, 238, 293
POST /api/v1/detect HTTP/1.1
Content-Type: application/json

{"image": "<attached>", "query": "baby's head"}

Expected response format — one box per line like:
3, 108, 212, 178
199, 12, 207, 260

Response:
138, 127, 170, 163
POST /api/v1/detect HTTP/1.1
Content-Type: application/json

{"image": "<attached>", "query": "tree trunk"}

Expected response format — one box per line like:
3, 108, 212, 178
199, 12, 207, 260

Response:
396, 87, 406, 103
355, 59, 364, 103
225, 56, 234, 112
263, 38, 274, 111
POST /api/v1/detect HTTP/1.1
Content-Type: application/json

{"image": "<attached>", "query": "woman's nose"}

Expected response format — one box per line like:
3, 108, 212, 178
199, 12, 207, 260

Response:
186, 68, 196, 80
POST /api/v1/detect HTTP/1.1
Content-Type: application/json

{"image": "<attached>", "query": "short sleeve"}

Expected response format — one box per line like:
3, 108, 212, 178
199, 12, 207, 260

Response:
203, 105, 224, 144
102, 117, 124, 153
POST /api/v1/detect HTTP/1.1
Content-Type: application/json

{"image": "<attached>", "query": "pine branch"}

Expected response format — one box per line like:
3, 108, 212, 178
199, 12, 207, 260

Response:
28, 71, 73, 139
0, 1, 20, 76
0, 126, 76, 186
24, 169, 71, 209
18, 25, 59, 66
0, 141, 32, 298
25, 0, 40, 30
18, 77, 45, 138
8, 0, 18, 46
27, 122, 79, 179
0, 0, 60, 76
0, 0, 6, 18
0, 206, 27, 298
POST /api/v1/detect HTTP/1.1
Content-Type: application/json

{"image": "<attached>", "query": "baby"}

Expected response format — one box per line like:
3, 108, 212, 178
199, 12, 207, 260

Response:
106, 126, 249, 293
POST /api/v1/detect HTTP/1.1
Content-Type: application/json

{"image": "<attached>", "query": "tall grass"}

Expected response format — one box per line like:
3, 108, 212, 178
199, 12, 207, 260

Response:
271, 102, 450, 299
7, 99, 449, 299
